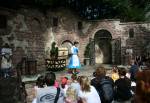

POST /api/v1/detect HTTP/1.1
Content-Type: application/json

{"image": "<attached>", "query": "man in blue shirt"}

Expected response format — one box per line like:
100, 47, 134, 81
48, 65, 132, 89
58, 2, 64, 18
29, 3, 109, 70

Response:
129, 60, 139, 82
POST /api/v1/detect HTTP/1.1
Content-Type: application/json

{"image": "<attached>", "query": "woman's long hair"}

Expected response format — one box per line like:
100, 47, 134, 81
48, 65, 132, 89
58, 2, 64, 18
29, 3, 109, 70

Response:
135, 69, 150, 103
66, 87, 77, 101
79, 76, 91, 92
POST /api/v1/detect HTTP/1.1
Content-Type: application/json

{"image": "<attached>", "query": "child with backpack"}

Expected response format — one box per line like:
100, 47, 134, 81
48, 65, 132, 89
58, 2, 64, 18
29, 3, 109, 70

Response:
91, 66, 114, 103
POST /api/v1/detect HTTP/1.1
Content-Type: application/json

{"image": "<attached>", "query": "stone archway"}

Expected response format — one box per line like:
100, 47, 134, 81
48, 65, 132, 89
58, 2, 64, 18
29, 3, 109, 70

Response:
94, 29, 112, 64
61, 40, 73, 54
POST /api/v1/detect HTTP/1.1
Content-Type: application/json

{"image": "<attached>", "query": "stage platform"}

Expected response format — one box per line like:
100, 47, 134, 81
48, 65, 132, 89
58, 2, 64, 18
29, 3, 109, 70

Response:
21, 64, 129, 83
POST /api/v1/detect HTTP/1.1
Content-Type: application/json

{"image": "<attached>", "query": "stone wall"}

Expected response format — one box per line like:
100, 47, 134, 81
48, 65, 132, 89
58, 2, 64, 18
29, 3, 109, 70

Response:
0, 7, 150, 71
120, 22, 150, 64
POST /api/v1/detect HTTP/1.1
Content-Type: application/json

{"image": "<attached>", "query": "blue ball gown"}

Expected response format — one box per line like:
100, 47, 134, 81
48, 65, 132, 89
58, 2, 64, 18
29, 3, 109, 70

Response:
67, 46, 81, 69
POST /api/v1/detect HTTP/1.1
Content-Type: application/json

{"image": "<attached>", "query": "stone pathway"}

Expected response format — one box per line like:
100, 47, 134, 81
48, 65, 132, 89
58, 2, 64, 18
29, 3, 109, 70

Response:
22, 64, 116, 83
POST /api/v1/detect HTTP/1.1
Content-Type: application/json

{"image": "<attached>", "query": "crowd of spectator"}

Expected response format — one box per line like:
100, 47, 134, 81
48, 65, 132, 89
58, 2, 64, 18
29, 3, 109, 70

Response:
31, 60, 150, 103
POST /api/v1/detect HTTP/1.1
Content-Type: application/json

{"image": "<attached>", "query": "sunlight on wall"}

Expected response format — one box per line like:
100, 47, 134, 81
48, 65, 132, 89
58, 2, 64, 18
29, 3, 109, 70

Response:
45, 27, 55, 56
95, 44, 104, 63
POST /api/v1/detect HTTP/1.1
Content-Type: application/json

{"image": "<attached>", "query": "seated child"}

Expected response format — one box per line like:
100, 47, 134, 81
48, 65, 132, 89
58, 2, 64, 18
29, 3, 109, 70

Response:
111, 66, 119, 82
60, 77, 69, 95
65, 86, 78, 103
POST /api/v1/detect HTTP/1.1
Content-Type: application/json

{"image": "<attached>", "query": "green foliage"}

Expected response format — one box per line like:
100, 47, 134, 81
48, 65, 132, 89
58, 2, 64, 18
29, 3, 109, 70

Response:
33, 0, 150, 21
84, 43, 90, 58
35, 0, 54, 6
124, 6, 145, 21
50, 42, 58, 59
144, 4, 150, 21
109, 0, 149, 21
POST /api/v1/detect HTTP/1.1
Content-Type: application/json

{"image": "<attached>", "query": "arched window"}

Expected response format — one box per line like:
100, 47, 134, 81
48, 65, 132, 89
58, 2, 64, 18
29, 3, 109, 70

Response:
0, 15, 7, 29
53, 17, 58, 26
78, 21, 82, 30
31, 18, 41, 30
129, 28, 134, 38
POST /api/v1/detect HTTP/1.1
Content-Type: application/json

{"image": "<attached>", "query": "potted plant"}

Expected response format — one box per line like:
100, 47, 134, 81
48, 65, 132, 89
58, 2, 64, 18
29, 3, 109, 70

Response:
50, 42, 58, 59
84, 43, 90, 65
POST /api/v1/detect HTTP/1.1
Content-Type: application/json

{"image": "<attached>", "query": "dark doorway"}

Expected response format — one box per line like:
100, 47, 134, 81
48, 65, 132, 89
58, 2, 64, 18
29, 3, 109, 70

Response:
94, 30, 112, 64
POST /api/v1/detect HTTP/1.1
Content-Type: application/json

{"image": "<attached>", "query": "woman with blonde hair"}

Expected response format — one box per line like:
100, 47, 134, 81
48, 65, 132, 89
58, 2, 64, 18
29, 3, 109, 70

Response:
65, 86, 78, 103
78, 76, 101, 103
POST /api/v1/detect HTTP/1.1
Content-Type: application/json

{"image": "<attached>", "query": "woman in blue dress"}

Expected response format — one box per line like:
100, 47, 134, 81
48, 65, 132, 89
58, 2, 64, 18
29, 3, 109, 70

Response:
68, 41, 81, 74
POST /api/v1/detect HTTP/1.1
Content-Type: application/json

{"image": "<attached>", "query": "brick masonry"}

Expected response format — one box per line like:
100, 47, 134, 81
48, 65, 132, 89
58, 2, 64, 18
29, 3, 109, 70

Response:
0, 7, 150, 71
